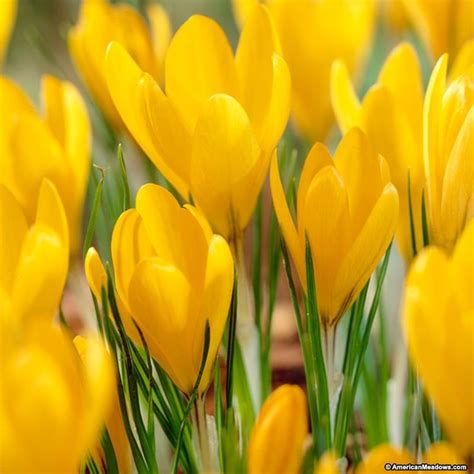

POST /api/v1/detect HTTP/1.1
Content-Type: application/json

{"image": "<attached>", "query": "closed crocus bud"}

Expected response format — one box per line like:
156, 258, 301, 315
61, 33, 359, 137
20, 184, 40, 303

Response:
0, 179, 68, 324
69, 0, 170, 131
424, 54, 474, 251
271, 128, 399, 327
111, 184, 234, 395
0, 75, 90, 256
404, 221, 474, 455
314, 452, 339, 474
0, 0, 16, 67
0, 322, 114, 473
105, 5, 290, 241
356, 444, 413, 474
248, 385, 308, 474
332, 43, 424, 262
401, 0, 473, 59
74, 335, 131, 474
233, 0, 375, 142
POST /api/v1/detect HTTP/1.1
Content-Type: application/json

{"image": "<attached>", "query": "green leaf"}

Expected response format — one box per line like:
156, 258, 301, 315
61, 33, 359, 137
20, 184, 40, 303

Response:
82, 167, 104, 259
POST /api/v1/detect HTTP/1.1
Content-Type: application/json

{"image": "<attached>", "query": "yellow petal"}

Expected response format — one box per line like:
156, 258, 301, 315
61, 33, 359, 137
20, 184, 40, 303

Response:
105, 41, 188, 197
314, 452, 338, 474
0, 0, 16, 66
333, 183, 398, 323
128, 257, 194, 393
190, 94, 262, 239
449, 39, 474, 81
330, 60, 362, 133
424, 54, 448, 237
232, 0, 259, 27
165, 15, 237, 130
135, 184, 207, 289
197, 235, 234, 393
423, 442, 465, 464
357, 444, 413, 474
303, 166, 351, 325
84, 247, 107, 301
111, 208, 154, 306
235, 5, 276, 137
146, 3, 171, 69
183, 204, 213, 243
0, 185, 27, 301
440, 106, 474, 250
269, 153, 303, 286
248, 385, 307, 474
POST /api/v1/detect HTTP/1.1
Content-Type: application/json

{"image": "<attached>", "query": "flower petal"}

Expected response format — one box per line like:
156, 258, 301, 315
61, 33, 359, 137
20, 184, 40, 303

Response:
84, 247, 107, 302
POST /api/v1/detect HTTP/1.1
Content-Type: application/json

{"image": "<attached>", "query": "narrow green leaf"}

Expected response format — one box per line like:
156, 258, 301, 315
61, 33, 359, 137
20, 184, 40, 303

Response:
407, 171, 418, 258
83, 166, 104, 258
117, 144, 131, 210
225, 276, 238, 410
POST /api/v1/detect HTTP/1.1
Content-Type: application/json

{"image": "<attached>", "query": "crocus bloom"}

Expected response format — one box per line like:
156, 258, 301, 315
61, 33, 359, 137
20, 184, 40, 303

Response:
232, 0, 375, 142
0, 179, 68, 324
105, 5, 290, 241
0, 322, 114, 473
400, 0, 473, 59
332, 43, 424, 261
0, 0, 16, 66
69, 0, 170, 131
109, 184, 234, 394
314, 452, 338, 474
271, 128, 399, 326
75, 335, 131, 474
423, 54, 473, 251
403, 221, 474, 455
248, 385, 307, 474
0, 75, 90, 255
356, 442, 464, 473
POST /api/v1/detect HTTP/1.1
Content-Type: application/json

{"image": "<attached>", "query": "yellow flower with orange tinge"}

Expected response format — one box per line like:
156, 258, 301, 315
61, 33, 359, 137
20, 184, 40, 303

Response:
423, 53, 474, 251
87, 184, 234, 395
69, 0, 171, 131
248, 384, 308, 474
0, 0, 16, 67
356, 443, 465, 474
271, 128, 399, 327
0, 75, 90, 256
105, 5, 291, 241
0, 179, 68, 325
403, 221, 474, 455
401, 0, 473, 59
232, 0, 375, 142
0, 322, 114, 474
332, 42, 424, 261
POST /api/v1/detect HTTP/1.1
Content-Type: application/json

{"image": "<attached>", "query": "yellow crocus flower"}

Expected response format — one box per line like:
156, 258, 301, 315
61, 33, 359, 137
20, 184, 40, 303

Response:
109, 184, 234, 395
248, 384, 307, 474
0, 0, 16, 67
0, 321, 114, 473
75, 335, 131, 474
105, 5, 290, 241
0, 75, 90, 256
232, 0, 375, 142
356, 442, 465, 473
270, 128, 399, 327
0, 179, 68, 325
69, 0, 170, 131
403, 221, 474, 455
332, 42, 424, 261
314, 452, 339, 474
424, 54, 474, 251
401, 0, 473, 59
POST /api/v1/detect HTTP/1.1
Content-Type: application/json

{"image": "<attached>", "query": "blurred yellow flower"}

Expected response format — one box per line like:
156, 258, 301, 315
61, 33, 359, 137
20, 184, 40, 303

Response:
0, 75, 90, 255
401, 0, 473, 59
105, 5, 290, 241
232, 0, 375, 142
75, 335, 131, 474
0, 0, 16, 67
314, 452, 339, 474
424, 54, 473, 251
248, 384, 307, 474
332, 42, 424, 261
357, 442, 464, 473
69, 0, 170, 131
271, 128, 399, 326
0, 322, 114, 473
403, 221, 474, 455
0, 179, 68, 325
110, 184, 234, 395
